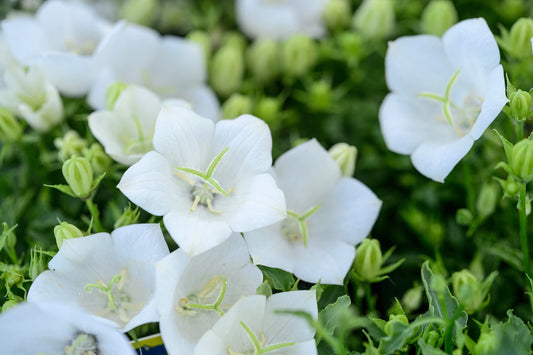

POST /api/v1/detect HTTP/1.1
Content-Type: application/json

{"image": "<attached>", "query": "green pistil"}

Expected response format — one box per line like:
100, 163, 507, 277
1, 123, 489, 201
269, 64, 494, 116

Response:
65, 333, 97, 355
418, 70, 460, 126
239, 321, 295, 355
180, 275, 227, 317
85, 274, 122, 310
285, 204, 321, 247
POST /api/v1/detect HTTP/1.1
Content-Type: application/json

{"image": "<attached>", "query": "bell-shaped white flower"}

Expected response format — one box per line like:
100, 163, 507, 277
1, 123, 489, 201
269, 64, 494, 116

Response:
1, 0, 112, 97
0, 302, 136, 354
236, 0, 328, 40
89, 22, 220, 120
379, 18, 507, 182
27, 223, 170, 332
155, 233, 263, 355
244, 139, 381, 285
0, 65, 63, 132
118, 105, 286, 256
195, 290, 318, 355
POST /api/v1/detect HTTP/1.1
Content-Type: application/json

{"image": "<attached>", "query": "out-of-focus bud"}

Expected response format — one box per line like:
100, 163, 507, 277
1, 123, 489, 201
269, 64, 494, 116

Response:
281, 34, 318, 78
0, 108, 22, 142
352, 0, 395, 39
329, 142, 357, 177
401, 283, 423, 313
474, 331, 497, 355
4, 265, 23, 286
84, 143, 111, 176
54, 221, 84, 249
509, 89, 531, 121
254, 97, 282, 125
383, 314, 408, 335
501, 18, 533, 59
424, 330, 441, 347
187, 30, 212, 61
222, 32, 247, 53
337, 31, 365, 66
476, 182, 499, 219
420, 0, 457, 36
120, 0, 159, 26
29, 248, 46, 280
308, 80, 332, 112
105, 82, 128, 110
452, 269, 498, 314
354, 239, 382, 282
510, 138, 533, 181
456, 208, 473, 226
246, 39, 280, 84
54, 130, 88, 160
210, 44, 244, 97
114, 204, 141, 229
222, 94, 253, 119
2, 300, 18, 312
323, 0, 351, 31
496, 176, 520, 197
62, 157, 94, 199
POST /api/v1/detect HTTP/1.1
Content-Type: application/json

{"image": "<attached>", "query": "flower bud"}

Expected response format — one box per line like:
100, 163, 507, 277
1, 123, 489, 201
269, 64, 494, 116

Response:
120, 0, 159, 26
62, 157, 94, 199
222, 94, 253, 119
476, 182, 499, 219
509, 89, 531, 121
4, 265, 23, 286
354, 239, 383, 282
246, 39, 280, 84
424, 330, 441, 347
452, 269, 483, 314
323, 0, 351, 32
281, 35, 318, 78
501, 176, 519, 197
474, 332, 498, 355
510, 138, 533, 181
222, 32, 247, 53
105, 82, 128, 110
308, 80, 333, 112
187, 30, 212, 61
329, 142, 357, 177
504, 18, 533, 59
210, 44, 244, 97
352, 0, 395, 39
420, 0, 457, 36
54, 222, 84, 249
29, 248, 46, 280
114, 205, 140, 229
2, 300, 18, 312
84, 143, 111, 176
54, 130, 88, 160
456, 208, 473, 226
0, 107, 22, 142
254, 97, 282, 125
401, 284, 423, 312
383, 314, 408, 335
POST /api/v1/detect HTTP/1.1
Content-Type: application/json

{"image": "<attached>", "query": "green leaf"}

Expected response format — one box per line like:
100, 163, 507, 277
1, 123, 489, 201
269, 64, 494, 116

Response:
256, 281, 272, 297
257, 265, 295, 291
44, 184, 76, 198
486, 310, 533, 355
417, 338, 448, 355
0, 223, 17, 254
493, 129, 513, 163
506, 74, 517, 99
379, 317, 445, 354
319, 295, 352, 336
311, 280, 324, 302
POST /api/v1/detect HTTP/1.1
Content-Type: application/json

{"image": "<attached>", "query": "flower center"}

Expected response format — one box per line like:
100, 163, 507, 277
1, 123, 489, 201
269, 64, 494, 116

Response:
281, 204, 321, 247
65, 333, 97, 355
64, 38, 96, 56
227, 321, 295, 355
123, 114, 154, 155
176, 275, 227, 317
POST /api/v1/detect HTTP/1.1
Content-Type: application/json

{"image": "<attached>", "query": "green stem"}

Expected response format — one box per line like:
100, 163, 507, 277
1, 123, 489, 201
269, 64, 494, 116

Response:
86, 198, 103, 233
519, 183, 531, 277
365, 282, 375, 313
517, 121, 524, 141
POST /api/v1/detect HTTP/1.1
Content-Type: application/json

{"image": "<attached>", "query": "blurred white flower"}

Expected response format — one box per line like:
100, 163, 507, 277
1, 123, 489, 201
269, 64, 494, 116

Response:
236, 0, 328, 40
379, 18, 507, 182
0, 65, 63, 132
195, 290, 318, 355
1, 0, 112, 96
244, 139, 381, 285
155, 234, 263, 355
27, 223, 169, 332
0, 302, 136, 354
89, 22, 220, 120
118, 105, 286, 256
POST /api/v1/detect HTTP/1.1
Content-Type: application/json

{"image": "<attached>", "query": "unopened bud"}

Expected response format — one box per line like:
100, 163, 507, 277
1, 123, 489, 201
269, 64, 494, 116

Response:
383, 314, 408, 335
509, 89, 531, 121
0, 108, 22, 142
246, 39, 280, 84
210, 44, 244, 97
222, 94, 253, 119
421, 0, 457, 36
114, 205, 140, 229
452, 269, 483, 314
352, 0, 395, 39
281, 35, 317, 78
54, 222, 84, 249
54, 130, 88, 160
187, 30, 212, 61
254, 97, 282, 124
84, 143, 111, 176
474, 332, 497, 355
329, 142, 357, 177
323, 0, 351, 31
354, 239, 383, 282
29, 249, 46, 280
510, 138, 533, 181
309, 80, 332, 112
62, 157, 94, 199
456, 208, 473, 226
505, 18, 533, 59
120, 0, 159, 26
401, 284, 423, 312
105, 82, 128, 110
476, 182, 499, 219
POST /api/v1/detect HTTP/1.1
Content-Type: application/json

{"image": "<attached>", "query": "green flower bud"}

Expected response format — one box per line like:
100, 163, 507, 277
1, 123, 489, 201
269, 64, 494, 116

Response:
497, 0, 525, 22
54, 130, 88, 160
352, 0, 395, 39
456, 208, 473, 226
383, 314, 408, 335
256, 281, 273, 297
222, 32, 247, 53
210, 44, 244, 97
54, 221, 84, 249
329, 142, 357, 177
501, 176, 520, 197
62, 156, 94, 199
114, 204, 140, 229
2, 300, 18, 312
246, 39, 280, 84
323, 0, 351, 31
424, 330, 441, 347
222, 94, 253, 119
504, 18, 533, 59
510, 138, 533, 181
0, 108, 22, 142
354, 239, 383, 282
84, 143, 111, 176
474, 332, 498, 355
476, 182, 499, 219
187, 30, 212, 61
281, 35, 317, 78
4, 265, 23, 286
308, 80, 332, 112
401, 284, 423, 312
120, 0, 159, 26
452, 269, 483, 314
29, 248, 46, 280
509, 89, 531, 121
420, 0, 458, 36
254, 97, 282, 125
105, 82, 128, 110
337, 31, 365, 66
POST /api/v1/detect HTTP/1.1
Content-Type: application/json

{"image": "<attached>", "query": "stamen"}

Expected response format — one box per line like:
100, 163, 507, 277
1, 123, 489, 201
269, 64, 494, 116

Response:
284, 204, 322, 247
207, 199, 222, 214
85, 274, 122, 310
418, 70, 461, 126
176, 276, 227, 317
190, 195, 201, 212
240, 321, 296, 355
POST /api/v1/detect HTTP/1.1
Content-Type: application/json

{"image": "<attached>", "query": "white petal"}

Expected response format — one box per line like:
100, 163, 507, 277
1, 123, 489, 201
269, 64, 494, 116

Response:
118, 151, 191, 216
2, 18, 51, 61
236, 0, 299, 39
179, 84, 221, 121
275, 139, 340, 212
283, 339, 319, 355
385, 35, 455, 96
212, 114, 273, 185
411, 134, 475, 183
443, 18, 500, 88
163, 211, 232, 256
218, 174, 286, 233
87, 66, 117, 109
111, 223, 169, 265
153, 105, 214, 170
155, 249, 190, 314
193, 330, 228, 355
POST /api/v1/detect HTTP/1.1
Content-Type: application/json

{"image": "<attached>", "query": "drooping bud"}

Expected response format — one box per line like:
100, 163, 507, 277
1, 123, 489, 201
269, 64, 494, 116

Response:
329, 142, 357, 177
420, 0, 457, 36
246, 39, 280, 84
281, 34, 318, 78
54, 130, 88, 160
54, 222, 84, 249
352, 0, 395, 39
509, 89, 531, 121
105, 82, 128, 110
210, 43, 244, 97
222, 93, 253, 119
354, 239, 383, 282
120, 0, 159, 26
0, 108, 22, 142
510, 138, 533, 181
501, 18, 533, 59
323, 0, 351, 32
62, 157, 94, 199
476, 182, 499, 219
